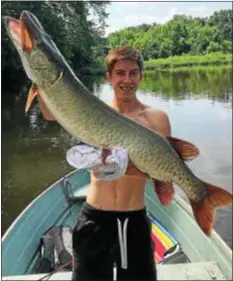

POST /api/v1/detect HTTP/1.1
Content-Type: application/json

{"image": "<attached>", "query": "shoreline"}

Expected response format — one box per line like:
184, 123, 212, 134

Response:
144, 53, 232, 71
143, 63, 232, 73
88, 53, 232, 75
144, 61, 232, 71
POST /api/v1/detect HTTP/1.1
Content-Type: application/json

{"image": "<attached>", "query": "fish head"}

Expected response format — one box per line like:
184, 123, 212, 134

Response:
4, 10, 63, 89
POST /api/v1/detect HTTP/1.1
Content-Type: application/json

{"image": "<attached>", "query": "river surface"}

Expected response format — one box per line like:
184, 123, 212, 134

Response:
2, 67, 232, 249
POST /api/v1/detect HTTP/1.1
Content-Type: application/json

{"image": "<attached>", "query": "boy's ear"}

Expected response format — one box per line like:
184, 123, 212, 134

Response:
140, 72, 143, 81
106, 71, 111, 82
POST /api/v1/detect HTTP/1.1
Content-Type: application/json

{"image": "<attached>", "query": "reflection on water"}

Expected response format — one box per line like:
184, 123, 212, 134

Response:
2, 67, 232, 248
141, 67, 232, 104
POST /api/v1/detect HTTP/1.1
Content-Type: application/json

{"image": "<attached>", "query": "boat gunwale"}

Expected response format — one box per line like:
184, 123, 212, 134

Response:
173, 194, 232, 261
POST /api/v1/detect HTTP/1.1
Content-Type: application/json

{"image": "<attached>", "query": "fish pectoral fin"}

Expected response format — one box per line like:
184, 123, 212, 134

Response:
25, 83, 38, 112
166, 136, 200, 161
190, 182, 233, 236
37, 94, 56, 121
153, 179, 174, 206
25, 85, 55, 121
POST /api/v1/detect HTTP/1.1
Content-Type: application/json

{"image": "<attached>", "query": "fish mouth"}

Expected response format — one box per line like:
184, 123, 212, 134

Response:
4, 10, 44, 52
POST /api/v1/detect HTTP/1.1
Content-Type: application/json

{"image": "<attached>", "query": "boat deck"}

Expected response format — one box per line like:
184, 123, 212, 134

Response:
2, 261, 226, 280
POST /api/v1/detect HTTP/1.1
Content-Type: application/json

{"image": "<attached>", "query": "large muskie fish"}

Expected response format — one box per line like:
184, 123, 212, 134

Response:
4, 10, 232, 236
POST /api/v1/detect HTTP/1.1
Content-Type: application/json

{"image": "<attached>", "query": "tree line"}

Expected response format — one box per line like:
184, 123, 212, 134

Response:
108, 10, 232, 60
1, 2, 232, 87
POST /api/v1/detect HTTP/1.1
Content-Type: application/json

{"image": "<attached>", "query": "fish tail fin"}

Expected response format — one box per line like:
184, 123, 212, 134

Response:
190, 182, 232, 236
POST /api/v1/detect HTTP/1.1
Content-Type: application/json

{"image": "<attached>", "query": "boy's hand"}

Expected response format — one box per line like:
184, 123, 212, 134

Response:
66, 144, 129, 181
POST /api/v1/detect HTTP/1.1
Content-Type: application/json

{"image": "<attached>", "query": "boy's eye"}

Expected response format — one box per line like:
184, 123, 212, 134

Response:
130, 71, 138, 76
116, 71, 124, 76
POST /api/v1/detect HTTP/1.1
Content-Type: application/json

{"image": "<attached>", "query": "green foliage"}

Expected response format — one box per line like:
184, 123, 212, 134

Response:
207, 9, 232, 41
222, 40, 233, 54
107, 9, 232, 60
206, 42, 222, 53
144, 53, 232, 70
1, 1, 109, 82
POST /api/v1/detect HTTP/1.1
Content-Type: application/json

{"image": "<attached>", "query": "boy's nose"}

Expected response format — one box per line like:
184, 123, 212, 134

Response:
123, 74, 132, 82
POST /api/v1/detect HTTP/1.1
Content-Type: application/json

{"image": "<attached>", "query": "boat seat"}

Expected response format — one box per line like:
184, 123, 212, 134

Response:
2, 261, 227, 280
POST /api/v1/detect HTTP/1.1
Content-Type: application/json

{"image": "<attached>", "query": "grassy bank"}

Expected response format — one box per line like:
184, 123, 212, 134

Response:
144, 52, 232, 71
143, 64, 232, 74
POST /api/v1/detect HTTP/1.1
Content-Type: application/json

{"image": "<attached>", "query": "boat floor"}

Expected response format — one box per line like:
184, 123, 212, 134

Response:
2, 261, 226, 280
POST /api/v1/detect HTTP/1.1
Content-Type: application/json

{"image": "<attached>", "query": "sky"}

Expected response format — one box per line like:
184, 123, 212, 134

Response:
105, 1, 232, 35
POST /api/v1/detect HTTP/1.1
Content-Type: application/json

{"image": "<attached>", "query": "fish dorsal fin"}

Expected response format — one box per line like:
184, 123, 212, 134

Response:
166, 136, 200, 161
25, 83, 38, 112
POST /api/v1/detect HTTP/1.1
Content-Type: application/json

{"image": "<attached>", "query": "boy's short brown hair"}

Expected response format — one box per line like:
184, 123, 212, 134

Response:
105, 46, 144, 73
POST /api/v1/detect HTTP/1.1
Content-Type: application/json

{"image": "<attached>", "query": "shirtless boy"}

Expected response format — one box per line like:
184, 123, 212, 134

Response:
71, 46, 171, 281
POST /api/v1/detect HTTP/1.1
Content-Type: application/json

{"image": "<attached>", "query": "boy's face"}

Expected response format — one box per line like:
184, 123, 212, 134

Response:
106, 59, 142, 102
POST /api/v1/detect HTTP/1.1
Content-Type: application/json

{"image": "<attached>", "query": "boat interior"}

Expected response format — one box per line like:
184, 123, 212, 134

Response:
2, 170, 231, 280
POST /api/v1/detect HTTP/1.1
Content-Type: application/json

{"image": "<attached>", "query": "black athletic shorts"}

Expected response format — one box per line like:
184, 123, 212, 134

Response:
72, 202, 156, 281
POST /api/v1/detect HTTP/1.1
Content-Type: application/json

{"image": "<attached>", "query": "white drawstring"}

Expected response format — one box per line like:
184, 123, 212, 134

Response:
123, 218, 128, 268
113, 262, 117, 281
117, 218, 129, 269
